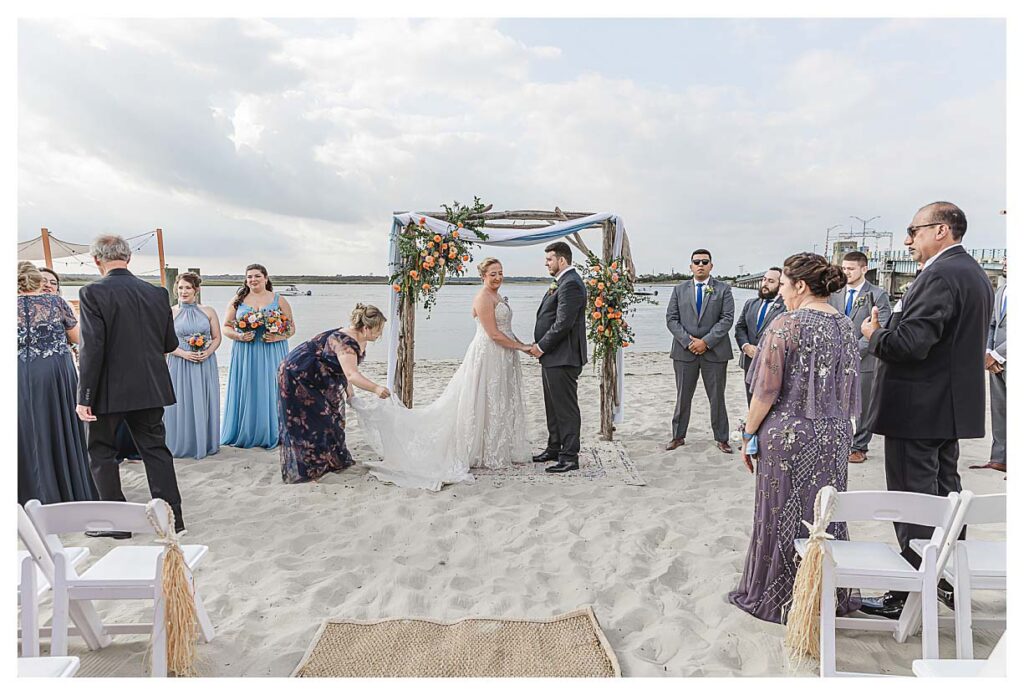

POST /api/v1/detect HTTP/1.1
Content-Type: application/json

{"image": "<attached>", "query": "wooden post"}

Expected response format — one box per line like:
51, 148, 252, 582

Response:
156, 228, 167, 287
40, 228, 54, 269
600, 220, 617, 441
164, 267, 178, 305
188, 267, 201, 303
395, 291, 416, 407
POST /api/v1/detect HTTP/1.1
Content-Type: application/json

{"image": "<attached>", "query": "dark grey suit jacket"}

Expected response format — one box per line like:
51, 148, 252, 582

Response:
866, 246, 993, 440
534, 268, 588, 368
989, 284, 1007, 360
666, 277, 735, 362
828, 281, 892, 372
734, 296, 786, 370
78, 268, 178, 414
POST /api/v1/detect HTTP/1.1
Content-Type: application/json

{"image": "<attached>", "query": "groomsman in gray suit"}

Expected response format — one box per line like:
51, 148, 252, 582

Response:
829, 251, 891, 464
972, 256, 1007, 473
665, 249, 736, 453
734, 267, 785, 404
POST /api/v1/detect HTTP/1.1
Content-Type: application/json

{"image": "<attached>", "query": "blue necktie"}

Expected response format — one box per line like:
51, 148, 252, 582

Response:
756, 300, 770, 331
696, 283, 704, 315
844, 288, 856, 316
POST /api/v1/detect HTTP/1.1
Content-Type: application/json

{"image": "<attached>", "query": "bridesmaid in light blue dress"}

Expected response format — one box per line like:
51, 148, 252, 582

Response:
164, 273, 221, 459
221, 264, 295, 449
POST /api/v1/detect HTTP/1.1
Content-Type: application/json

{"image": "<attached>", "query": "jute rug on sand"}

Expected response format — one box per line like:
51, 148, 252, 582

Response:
292, 606, 621, 677
469, 440, 645, 487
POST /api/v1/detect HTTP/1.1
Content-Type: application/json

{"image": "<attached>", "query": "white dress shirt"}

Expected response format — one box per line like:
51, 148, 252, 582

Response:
694, 276, 712, 305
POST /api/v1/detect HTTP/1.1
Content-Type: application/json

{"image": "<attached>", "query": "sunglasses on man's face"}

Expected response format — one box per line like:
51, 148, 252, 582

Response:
691, 259, 711, 266
906, 222, 944, 239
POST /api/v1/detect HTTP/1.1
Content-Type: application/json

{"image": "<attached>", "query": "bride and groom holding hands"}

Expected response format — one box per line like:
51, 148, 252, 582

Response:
351, 241, 587, 491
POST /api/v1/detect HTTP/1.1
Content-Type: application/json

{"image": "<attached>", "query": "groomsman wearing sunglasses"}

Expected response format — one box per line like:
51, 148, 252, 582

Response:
666, 249, 736, 454
734, 267, 785, 404
828, 251, 891, 464
859, 202, 993, 619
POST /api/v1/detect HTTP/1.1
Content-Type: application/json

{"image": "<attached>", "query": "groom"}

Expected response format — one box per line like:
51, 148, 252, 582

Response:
529, 241, 588, 473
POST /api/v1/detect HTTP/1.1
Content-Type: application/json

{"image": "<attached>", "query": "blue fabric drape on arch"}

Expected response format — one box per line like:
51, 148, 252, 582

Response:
386, 211, 628, 424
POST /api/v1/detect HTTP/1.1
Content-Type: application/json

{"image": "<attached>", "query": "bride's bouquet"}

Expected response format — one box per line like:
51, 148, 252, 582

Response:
262, 309, 292, 341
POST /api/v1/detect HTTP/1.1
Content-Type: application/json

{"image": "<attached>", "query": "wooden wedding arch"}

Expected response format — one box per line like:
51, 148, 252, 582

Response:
388, 205, 637, 440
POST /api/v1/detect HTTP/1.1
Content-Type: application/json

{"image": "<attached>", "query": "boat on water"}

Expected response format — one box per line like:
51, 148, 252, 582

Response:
635, 287, 659, 296
278, 284, 312, 296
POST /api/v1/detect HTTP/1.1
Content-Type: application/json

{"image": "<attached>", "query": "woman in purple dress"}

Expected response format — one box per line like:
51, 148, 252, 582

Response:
729, 253, 861, 624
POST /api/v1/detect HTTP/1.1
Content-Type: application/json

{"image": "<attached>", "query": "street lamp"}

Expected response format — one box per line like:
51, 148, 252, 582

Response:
851, 215, 880, 247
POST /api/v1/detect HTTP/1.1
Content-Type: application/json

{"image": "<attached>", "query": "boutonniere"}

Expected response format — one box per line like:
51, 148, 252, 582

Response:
547, 281, 558, 294
704, 284, 715, 296
854, 295, 868, 309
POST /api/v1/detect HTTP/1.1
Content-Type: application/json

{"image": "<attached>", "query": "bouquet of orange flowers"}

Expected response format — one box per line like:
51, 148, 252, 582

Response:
185, 333, 209, 352
262, 309, 292, 341
233, 309, 264, 335
577, 253, 655, 361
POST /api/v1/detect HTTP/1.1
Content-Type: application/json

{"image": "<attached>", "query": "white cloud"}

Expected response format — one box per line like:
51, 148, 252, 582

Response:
18, 18, 1006, 278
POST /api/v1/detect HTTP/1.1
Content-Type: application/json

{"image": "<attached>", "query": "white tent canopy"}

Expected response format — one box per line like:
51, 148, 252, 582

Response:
386, 211, 628, 424
17, 233, 91, 262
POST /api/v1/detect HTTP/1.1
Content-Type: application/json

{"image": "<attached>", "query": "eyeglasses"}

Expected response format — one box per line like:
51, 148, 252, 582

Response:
906, 222, 944, 239
691, 259, 711, 266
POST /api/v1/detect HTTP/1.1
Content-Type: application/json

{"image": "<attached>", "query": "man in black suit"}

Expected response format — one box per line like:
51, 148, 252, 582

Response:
859, 202, 993, 618
529, 241, 588, 473
734, 267, 785, 404
76, 235, 185, 535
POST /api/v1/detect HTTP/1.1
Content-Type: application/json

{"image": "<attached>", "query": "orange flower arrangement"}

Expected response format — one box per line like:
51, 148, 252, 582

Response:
389, 197, 490, 314
577, 252, 653, 361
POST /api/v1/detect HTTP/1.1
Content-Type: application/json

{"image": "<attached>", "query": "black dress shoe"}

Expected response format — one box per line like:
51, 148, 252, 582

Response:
545, 459, 580, 473
937, 580, 955, 611
532, 450, 559, 463
858, 592, 906, 619
85, 530, 133, 540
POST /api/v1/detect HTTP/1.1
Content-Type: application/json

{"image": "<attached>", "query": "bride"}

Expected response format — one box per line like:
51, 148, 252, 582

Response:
349, 257, 533, 491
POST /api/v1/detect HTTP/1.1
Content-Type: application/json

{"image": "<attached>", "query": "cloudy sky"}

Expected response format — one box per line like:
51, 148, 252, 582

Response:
17, 17, 1006, 277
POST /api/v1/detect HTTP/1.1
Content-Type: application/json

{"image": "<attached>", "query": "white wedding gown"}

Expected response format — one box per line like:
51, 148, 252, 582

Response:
349, 298, 531, 491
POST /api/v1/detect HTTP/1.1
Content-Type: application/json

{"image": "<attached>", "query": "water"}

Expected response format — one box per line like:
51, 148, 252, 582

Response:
60, 282, 759, 362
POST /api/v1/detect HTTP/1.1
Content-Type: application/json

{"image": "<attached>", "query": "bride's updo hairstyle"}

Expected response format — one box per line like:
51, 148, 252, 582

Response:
351, 303, 387, 332
477, 257, 502, 276
782, 252, 846, 298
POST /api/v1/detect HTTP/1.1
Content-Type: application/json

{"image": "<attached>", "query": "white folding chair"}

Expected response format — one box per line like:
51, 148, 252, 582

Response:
910, 491, 1006, 659
18, 504, 99, 656
24, 499, 215, 677
17, 656, 81, 678
913, 631, 1006, 677
794, 489, 960, 676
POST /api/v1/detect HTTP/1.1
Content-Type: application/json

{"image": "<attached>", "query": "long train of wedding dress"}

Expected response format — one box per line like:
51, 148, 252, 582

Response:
349, 299, 531, 491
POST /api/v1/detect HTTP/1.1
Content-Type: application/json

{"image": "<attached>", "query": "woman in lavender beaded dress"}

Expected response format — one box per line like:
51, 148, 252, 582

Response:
728, 253, 861, 624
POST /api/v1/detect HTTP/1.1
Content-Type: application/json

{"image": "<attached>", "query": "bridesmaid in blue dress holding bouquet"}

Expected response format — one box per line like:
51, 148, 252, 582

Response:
164, 273, 222, 459
221, 264, 295, 448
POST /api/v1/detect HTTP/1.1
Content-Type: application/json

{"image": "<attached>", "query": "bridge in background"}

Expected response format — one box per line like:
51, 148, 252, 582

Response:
733, 246, 1006, 298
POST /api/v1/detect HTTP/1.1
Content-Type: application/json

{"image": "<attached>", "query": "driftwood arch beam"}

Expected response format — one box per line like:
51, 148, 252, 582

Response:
385, 207, 637, 441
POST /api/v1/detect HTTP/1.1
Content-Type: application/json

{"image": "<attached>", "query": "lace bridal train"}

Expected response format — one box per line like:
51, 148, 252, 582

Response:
349, 299, 531, 491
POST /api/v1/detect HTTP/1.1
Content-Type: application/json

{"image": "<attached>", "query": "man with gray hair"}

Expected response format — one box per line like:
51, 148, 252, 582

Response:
77, 234, 185, 536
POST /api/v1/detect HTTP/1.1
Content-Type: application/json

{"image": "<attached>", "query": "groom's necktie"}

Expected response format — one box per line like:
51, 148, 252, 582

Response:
756, 300, 770, 331
696, 283, 704, 315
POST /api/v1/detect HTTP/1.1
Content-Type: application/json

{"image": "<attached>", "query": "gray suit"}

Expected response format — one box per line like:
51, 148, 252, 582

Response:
733, 296, 786, 403
828, 281, 891, 452
665, 277, 735, 442
988, 283, 1007, 464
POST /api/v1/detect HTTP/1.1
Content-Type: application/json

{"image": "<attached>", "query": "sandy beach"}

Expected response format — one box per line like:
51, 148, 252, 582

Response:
56, 353, 1005, 677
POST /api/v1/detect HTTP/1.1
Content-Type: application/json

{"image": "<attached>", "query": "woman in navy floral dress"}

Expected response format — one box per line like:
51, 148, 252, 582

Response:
279, 304, 390, 483
18, 262, 96, 504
